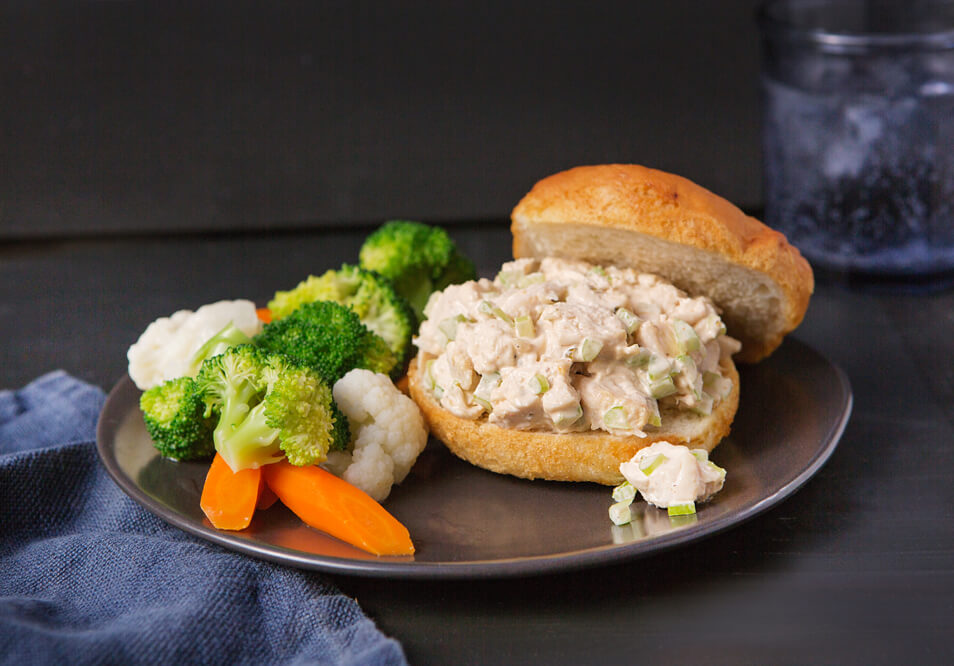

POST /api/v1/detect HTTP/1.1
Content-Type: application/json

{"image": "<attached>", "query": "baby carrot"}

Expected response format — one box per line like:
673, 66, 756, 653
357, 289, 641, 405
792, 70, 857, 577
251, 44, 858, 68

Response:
256, 480, 279, 510
262, 461, 414, 556
200, 452, 263, 531
256, 307, 272, 323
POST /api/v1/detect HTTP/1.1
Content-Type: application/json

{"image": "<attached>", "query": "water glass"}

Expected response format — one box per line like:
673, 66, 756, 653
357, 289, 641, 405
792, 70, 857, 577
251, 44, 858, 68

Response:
758, 0, 954, 276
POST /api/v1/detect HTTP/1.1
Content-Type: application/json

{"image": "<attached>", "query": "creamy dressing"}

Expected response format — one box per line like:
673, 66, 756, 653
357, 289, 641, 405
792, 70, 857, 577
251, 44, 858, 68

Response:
414, 257, 741, 436
619, 441, 726, 509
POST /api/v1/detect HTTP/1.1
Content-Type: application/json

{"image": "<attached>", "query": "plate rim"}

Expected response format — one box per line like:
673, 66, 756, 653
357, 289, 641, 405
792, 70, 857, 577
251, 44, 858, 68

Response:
96, 338, 853, 580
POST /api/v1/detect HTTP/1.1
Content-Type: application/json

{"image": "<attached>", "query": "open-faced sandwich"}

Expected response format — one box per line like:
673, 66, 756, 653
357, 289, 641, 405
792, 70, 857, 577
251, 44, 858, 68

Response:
407, 164, 813, 489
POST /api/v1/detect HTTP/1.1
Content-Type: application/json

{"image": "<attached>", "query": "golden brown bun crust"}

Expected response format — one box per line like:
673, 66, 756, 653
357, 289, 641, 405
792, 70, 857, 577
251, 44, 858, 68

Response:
407, 355, 739, 485
511, 164, 813, 363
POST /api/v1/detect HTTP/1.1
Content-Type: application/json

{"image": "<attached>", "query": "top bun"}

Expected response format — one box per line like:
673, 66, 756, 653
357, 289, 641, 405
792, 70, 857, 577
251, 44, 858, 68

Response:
511, 164, 813, 363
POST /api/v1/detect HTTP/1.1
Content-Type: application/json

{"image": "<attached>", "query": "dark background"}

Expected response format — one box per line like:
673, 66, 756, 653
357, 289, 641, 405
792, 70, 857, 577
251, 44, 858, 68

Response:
2, 0, 764, 239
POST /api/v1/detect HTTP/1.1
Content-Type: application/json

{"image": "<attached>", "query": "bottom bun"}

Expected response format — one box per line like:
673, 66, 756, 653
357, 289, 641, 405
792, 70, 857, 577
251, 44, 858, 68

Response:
407, 355, 740, 485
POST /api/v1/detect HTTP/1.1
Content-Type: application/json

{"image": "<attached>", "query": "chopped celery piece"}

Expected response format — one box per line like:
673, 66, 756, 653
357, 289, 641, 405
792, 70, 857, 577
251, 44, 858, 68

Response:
674, 354, 697, 377
609, 501, 632, 526
647, 354, 671, 381
496, 270, 521, 288
474, 372, 501, 401
615, 307, 643, 335
690, 392, 714, 416
628, 348, 652, 369
692, 449, 726, 474
646, 399, 662, 427
667, 502, 696, 517
649, 376, 677, 399
478, 300, 513, 325
438, 314, 468, 342
529, 373, 550, 395
612, 481, 636, 504
515, 315, 535, 338
553, 403, 583, 427
478, 371, 501, 386
639, 453, 668, 476
576, 337, 603, 362
425, 359, 444, 399
473, 395, 492, 412
672, 319, 701, 353
590, 266, 607, 278
517, 272, 545, 288
603, 406, 630, 430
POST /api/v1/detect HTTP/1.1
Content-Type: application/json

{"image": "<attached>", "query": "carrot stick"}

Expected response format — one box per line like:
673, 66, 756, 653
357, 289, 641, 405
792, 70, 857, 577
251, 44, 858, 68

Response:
256, 480, 279, 510
262, 461, 415, 556
200, 453, 263, 531
256, 307, 273, 323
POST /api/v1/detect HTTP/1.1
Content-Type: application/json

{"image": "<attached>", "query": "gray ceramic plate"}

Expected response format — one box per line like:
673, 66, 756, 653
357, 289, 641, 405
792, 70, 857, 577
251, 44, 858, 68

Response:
97, 338, 851, 579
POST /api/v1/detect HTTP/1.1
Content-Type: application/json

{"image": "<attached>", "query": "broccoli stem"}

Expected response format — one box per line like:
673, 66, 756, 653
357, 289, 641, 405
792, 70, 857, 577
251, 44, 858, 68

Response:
213, 381, 282, 472
189, 323, 254, 375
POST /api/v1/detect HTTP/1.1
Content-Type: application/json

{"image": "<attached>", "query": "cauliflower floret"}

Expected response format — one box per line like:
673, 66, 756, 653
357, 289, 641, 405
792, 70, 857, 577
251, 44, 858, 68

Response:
127, 299, 263, 390
327, 368, 428, 502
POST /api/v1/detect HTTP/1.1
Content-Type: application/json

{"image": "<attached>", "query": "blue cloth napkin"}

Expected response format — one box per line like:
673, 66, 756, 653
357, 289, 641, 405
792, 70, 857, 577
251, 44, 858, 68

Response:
0, 371, 407, 666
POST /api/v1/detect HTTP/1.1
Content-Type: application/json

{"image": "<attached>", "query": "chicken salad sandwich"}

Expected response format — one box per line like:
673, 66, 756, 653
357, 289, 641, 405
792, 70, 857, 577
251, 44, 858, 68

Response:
407, 164, 813, 487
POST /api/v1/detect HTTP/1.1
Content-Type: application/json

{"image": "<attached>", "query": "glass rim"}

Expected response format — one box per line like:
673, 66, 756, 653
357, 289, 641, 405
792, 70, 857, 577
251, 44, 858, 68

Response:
757, 0, 954, 52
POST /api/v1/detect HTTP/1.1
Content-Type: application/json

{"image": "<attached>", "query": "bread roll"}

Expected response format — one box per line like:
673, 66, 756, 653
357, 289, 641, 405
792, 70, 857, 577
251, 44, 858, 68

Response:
511, 164, 813, 363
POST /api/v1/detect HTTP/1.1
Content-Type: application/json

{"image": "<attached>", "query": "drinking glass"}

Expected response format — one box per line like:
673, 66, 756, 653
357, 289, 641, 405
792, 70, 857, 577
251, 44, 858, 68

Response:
758, 0, 954, 276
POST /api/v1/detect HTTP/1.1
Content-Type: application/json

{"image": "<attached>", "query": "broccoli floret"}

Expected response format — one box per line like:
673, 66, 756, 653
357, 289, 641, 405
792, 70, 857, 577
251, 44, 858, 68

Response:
195, 345, 348, 472
254, 301, 398, 383
329, 402, 351, 454
358, 220, 477, 322
195, 345, 282, 472
187, 321, 254, 376
140, 376, 216, 461
264, 357, 344, 466
266, 264, 415, 377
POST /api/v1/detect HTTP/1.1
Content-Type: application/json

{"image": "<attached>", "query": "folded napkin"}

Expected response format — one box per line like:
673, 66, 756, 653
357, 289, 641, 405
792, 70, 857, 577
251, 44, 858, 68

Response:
0, 371, 407, 666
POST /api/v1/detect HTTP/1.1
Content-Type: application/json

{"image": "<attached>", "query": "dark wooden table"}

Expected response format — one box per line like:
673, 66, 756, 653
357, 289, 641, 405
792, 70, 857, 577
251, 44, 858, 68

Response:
3, 224, 953, 664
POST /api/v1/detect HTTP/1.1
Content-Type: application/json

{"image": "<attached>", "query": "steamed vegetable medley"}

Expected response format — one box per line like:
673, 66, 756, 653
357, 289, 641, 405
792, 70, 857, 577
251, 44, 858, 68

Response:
128, 221, 476, 555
